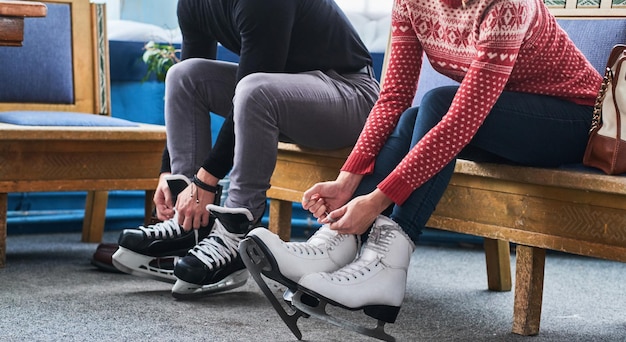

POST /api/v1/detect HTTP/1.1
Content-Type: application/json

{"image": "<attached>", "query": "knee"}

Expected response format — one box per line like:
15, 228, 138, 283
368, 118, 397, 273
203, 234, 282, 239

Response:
165, 59, 192, 83
164, 58, 207, 90
420, 86, 458, 112
398, 107, 419, 125
233, 73, 276, 114
416, 86, 458, 124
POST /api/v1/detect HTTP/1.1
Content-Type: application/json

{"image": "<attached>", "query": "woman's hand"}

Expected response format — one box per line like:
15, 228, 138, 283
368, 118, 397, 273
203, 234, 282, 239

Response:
153, 173, 174, 221
302, 171, 362, 223
302, 182, 350, 222
302, 171, 363, 223
325, 189, 394, 236
302, 172, 394, 235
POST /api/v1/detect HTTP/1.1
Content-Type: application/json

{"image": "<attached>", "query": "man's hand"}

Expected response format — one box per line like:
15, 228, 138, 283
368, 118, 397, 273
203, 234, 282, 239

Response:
153, 173, 175, 221
175, 169, 219, 231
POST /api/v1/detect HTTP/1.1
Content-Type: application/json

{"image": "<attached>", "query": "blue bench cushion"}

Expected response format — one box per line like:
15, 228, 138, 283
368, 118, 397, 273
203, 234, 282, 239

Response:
0, 111, 139, 127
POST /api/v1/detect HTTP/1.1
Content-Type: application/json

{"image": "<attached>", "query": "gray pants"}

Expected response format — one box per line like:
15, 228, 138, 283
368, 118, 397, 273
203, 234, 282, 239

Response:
164, 58, 379, 220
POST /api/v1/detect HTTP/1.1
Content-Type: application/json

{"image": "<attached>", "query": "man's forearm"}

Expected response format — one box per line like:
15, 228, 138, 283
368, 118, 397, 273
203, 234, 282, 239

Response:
200, 111, 235, 179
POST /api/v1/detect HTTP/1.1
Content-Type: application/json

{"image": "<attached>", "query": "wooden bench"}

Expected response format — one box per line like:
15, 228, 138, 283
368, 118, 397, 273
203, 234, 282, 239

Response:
267, 0, 626, 336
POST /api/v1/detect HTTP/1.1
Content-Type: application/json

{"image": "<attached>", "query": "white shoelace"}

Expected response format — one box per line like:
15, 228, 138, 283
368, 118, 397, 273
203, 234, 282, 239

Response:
328, 225, 394, 282
190, 222, 241, 270
285, 227, 346, 255
138, 218, 184, 239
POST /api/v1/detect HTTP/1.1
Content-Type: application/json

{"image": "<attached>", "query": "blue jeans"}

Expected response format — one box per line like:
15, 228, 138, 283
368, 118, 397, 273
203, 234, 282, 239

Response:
355, 86, 593, 243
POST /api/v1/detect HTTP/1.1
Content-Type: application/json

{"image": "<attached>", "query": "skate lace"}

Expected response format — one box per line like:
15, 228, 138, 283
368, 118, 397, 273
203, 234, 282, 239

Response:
138, 219, 185, 239
286, 227, 347, 255
190, 221, 241, 270
329, 225, 394, 282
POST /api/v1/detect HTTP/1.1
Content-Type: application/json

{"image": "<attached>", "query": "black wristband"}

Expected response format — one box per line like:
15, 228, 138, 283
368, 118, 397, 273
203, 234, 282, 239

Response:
192, 175, 220, 194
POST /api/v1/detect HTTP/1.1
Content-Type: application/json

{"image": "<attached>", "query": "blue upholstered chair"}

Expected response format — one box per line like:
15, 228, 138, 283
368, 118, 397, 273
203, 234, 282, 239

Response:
0, 0, 166, 267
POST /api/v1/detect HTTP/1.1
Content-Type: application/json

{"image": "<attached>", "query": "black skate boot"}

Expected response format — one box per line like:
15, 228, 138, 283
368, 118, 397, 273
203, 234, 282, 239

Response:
171, 204, 256, 299
112, 175, 222, 283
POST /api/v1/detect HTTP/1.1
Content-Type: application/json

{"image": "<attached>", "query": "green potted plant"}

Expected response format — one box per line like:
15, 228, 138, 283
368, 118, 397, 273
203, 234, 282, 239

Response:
142, 40, 180, 82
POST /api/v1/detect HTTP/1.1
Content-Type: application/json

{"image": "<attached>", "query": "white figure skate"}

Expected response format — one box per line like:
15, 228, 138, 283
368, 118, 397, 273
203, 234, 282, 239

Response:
291, 215, 415, 342
239, 224, 359, 340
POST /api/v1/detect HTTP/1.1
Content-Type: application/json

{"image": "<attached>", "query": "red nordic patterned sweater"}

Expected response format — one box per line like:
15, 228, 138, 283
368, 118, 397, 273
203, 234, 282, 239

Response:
341, 0, 602, 205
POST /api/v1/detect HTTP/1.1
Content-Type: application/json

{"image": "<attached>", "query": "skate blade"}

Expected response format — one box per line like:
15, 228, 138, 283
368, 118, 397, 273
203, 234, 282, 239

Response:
239, 237, 305, 340
112, 247, 178, 284
171, 269, 249, 299
292, 290, 396, 342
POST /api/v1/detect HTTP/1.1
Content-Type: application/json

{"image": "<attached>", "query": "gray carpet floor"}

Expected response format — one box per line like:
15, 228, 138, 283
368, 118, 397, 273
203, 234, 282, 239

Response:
1, 231, 624, 342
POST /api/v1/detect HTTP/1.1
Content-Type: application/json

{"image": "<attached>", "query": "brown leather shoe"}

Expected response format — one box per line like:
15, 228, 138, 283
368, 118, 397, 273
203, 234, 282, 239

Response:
91, 243, 123, 273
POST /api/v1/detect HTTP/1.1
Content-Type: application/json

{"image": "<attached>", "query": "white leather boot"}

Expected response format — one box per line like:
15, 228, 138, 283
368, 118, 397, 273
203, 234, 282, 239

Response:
246, 225, 359, 289
297, 215, 415, 323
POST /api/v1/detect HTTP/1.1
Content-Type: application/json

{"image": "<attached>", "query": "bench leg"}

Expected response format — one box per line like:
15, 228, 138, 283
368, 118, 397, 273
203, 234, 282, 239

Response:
81, 190, 108, 243
144, 189, 156, 225
269, 199, 292, 241
0, 193, 6, 268
512, 245, 546, 336
484, 238, 512, 291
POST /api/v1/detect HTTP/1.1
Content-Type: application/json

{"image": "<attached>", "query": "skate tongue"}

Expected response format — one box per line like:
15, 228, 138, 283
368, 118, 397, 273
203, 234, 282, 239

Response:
207, 205, 254, 235
360, 216, 398, 261
374, 215, 396, 228
359, 244, 382, 263
307, 225, 340, 247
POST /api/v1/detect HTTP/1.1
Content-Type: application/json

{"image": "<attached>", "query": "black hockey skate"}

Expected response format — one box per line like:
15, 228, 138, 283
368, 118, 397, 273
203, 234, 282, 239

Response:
112, 175, 222, 282
171, 205, 255, 298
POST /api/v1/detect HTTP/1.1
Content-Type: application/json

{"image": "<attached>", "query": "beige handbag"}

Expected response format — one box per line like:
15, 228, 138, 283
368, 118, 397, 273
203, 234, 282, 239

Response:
583, 44, 626, 174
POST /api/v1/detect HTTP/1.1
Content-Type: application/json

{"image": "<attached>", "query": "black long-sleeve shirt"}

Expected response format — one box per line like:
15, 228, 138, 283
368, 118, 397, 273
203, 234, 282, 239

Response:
161, 0, 372, 179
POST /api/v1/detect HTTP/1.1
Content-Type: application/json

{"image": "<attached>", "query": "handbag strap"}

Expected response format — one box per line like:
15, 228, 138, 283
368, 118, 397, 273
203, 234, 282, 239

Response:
589, 44, 626, 133
607, 44, 626, 70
